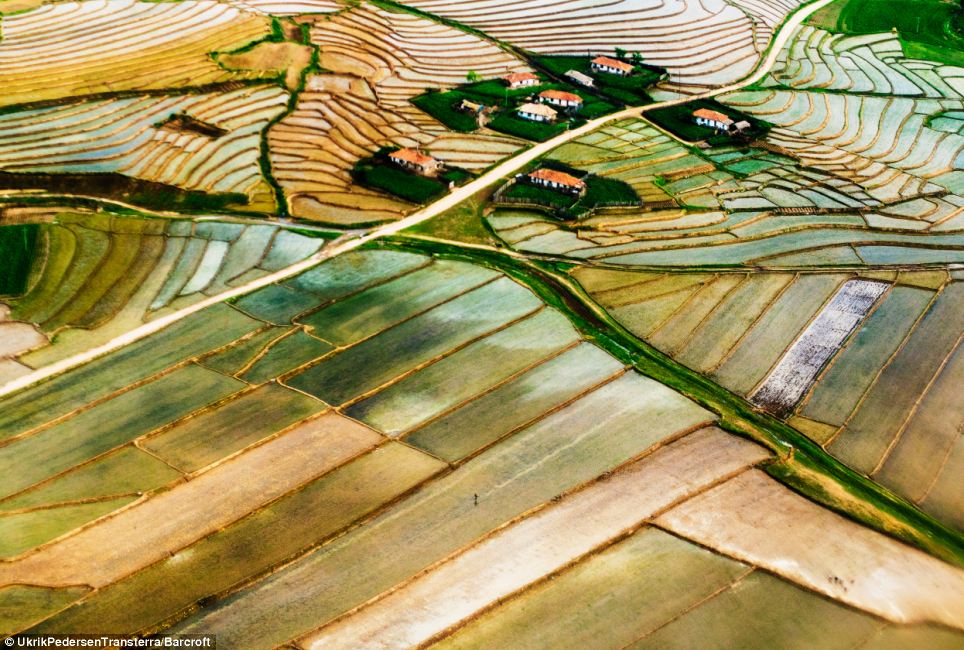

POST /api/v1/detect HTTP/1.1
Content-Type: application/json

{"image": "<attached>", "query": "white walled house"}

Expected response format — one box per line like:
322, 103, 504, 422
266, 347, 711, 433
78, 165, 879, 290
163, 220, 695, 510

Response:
590, 56, 634, 76
539, 90, 583, 109
565, 70, 595, 87
502, 72, 540, 89
388, 147, 442, 176
693, 108, 735, 131
526, 168, 587, 196
517, 102, 558, 123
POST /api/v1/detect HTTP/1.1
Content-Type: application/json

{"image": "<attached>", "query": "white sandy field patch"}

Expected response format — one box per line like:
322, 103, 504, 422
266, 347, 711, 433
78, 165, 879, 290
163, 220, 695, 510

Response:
657, 470, 964, 629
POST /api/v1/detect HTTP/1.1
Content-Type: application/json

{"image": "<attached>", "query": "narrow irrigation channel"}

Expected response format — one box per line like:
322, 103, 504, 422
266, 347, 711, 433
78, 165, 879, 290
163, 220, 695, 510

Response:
375, 233, 964, 568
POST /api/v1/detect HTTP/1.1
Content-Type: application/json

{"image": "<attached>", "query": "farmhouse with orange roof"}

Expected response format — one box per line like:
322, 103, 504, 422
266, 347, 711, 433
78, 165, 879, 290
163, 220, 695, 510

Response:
693, 108, 734, 131
591, 56, 634, 76
526, 168, 587, 196
388, 147, 441, 176
502, 72, 540, 89
539, 89, 583, 109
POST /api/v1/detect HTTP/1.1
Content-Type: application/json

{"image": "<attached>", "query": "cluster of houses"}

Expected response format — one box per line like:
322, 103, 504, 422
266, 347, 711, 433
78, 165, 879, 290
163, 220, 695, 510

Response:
502, 71, 587, 124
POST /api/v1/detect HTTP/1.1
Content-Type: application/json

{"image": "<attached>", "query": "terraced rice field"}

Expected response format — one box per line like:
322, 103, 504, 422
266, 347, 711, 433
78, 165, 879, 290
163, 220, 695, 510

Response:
268, 3, 529, 223
0, 87, 288, 211
571, 265, 964, 532
4, 245, 960, 646
0, 0, 273, 107
487, 113, 964, 266
400, 0, 807, 91
767, 26, 964, 97
0, 215, 326, 384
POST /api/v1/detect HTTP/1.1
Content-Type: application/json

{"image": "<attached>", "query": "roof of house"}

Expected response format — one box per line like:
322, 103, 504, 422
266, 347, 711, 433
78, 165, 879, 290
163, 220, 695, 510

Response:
539, 89, 583, 103
389, 147, 438, 166
503, 72, 539, 84
517, 102, 557, 118
565, 70, 594, 83
592, 56, 634, 73
528, 168, 586, 188
693, 108, 734, 124
459, 99, 484, 110
734, 120, 752, 130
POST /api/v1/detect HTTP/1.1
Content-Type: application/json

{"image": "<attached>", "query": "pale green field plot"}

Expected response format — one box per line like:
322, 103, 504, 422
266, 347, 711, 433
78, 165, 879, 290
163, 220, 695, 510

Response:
647, 274, 747, 355
198, 326, 289, 376
801, 286, 933, 426
829, 283, 964, 473
237, 330, 333, 384
142, 383, 327, 472
675, 273, 794, 373
0, 586, 89, 637
631, 572, 882, 650
298, 261, 497, 346
285, 250, 428, 301
345, 309, 581, 436
0, 497, 134, 558
404, 344, 626, 462
233, 284, 323, 326
0, 304, 260, 440
0, 364, 244, 499
0, 446, 182, 511
34, 443, 444, 636
286, 278, 543, 406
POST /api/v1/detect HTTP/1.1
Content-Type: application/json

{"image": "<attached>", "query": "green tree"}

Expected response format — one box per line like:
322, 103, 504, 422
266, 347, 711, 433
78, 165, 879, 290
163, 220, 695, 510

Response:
614, 47, 627, 60
631, 51, 644, 65
466, 70, 481, 83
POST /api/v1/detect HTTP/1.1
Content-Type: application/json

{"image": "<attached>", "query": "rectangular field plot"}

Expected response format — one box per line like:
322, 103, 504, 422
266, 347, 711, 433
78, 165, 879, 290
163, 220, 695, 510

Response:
800, 286, 934, 426
630, 572, 883, 650
0, 497, 134, 558
301, 428, 768, 649
0, 446, 182, 511
0, 413, 382, 590
404, 344, 625, 462
0, 364, 244, 500
0, 304, 260, 440
712, 274, 848, 396
168, 372, 714, 648
751, 280, 889, 417
298, 261, 498, 346
35, 443, 444, 636
875, 343, 963, 506
676, 274, 795, 373
345, 309, 582, 436
430, 529, 749, 650
233, 284, 323, 326
286, 278, 543, 406
142, 383, 328, 472
828, 282, 964, 473
0, 586, 89, 637
284, 250, 428, 301
238, 330, 334, 384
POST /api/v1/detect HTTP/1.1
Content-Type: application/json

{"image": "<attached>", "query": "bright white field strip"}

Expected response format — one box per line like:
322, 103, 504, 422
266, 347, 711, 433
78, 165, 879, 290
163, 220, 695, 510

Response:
399, 0, 805, 89
0, 87, 287, 199
657, 470, 964, 629
0, 0, 269, 106
0, 413, 380, 588
750, 280, 888, 415
298, 427, 769, 649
